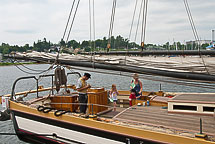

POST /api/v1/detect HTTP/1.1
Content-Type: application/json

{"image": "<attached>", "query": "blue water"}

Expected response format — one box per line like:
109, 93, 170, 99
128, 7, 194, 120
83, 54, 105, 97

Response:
0, 64, 214, 143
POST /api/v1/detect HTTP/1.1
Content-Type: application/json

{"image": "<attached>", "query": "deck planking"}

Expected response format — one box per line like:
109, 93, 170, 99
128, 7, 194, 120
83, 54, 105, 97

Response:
113, 106, 215, 135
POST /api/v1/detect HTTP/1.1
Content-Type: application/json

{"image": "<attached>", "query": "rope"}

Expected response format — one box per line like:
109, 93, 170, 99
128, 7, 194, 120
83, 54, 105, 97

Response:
56, 0, 80, 64
14, 60, 46, 72
133, 0, 144, 48
11, 1, 79, 95
126, 0, 138, 53
11, 54, 54, 75
89, 0, 96, 61
89, 0, 92, 54
13, 60, 52, 73
92, 0, 96, 53
140, 0, 148, 51
183, 0, 209, 74
54, 67, 67, 93
56, 0, 76, 64
107, 0, 117, 52
183, 0, 200, 47
65, 0, 80, 44
13, 62, 53, 75
143, 0, 148, 47
54, 110, 70, 117
62, 0, 76, 40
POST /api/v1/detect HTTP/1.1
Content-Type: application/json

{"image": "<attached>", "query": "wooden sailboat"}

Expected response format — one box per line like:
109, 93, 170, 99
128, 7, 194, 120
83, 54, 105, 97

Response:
4, 73, 215, 144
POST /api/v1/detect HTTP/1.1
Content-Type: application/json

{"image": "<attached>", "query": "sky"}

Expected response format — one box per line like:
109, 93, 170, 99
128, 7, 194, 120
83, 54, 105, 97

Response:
0, 0, 214, 46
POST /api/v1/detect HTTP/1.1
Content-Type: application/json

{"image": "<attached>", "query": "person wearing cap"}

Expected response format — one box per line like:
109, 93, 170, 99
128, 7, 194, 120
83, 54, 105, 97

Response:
130, 73, 143, 100
76, 73, 91, 114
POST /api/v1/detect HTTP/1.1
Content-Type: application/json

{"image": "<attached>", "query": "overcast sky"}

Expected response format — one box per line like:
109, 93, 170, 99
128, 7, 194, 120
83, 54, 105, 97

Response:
0, 0, 214, 46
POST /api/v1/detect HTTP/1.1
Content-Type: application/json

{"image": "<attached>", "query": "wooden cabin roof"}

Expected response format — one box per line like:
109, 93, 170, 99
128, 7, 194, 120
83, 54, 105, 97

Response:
168, 93, 215, 104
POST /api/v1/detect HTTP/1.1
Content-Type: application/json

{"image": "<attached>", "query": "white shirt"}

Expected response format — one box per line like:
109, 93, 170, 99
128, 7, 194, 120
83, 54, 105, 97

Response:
76, 78, 87, 94
111, 92, 118, 101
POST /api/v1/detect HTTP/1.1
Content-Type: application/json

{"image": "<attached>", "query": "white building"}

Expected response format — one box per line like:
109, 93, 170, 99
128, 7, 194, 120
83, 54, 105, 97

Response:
186, 40, 211, 45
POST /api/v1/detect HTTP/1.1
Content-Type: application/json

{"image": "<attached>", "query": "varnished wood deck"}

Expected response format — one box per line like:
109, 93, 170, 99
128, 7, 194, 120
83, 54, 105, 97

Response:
113, 106, 215, 136
169, 93, 215, 104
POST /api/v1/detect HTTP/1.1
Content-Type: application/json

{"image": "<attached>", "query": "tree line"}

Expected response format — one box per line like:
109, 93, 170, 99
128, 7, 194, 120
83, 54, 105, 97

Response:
0, 35, 210, 54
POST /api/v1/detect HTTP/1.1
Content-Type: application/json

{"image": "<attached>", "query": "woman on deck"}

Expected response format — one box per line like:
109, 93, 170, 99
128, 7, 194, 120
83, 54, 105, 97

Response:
130, 73, 143, 100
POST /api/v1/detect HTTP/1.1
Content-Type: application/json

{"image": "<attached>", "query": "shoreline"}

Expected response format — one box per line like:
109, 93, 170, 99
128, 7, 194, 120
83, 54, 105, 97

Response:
0, 62, 38, 66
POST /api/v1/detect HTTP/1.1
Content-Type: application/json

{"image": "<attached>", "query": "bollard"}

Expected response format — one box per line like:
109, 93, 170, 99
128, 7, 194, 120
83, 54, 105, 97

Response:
200, 118, 202, 134
91, 104, 93, 115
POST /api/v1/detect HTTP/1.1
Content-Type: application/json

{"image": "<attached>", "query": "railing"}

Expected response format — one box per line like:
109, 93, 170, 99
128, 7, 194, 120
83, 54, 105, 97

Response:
10, 72, 81, 100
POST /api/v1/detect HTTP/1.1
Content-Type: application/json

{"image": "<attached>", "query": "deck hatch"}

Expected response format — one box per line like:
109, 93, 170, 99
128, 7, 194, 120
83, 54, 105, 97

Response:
203, 106, 215, 112
173, 105, 197, 111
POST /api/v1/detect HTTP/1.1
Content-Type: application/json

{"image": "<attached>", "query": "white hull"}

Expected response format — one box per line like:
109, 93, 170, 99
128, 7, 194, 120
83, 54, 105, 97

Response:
15, 116, 124, 144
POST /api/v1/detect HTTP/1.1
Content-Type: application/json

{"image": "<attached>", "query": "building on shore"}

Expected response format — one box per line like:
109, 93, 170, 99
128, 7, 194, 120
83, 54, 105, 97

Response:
186, 40, 211, 45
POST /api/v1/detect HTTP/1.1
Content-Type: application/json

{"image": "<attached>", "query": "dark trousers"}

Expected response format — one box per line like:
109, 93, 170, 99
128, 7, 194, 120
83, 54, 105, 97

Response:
79, 93, 88, 114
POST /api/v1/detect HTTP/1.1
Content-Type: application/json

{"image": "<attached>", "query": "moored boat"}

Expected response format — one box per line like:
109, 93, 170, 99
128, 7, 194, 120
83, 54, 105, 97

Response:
1, 1, 215, 143
1, 71, 214, 144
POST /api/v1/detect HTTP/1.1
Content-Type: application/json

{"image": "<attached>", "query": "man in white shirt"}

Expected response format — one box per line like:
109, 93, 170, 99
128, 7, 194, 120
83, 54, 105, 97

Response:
76, 73, 91, 114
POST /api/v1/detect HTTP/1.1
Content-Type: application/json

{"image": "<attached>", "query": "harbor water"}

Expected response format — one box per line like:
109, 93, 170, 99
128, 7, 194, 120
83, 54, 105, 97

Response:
0, 64, 215, 144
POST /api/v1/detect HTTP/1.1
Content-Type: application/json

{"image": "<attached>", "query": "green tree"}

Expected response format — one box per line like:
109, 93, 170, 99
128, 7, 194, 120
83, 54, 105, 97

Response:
101, 37, 108, 50
60, 39, 66, 47
95, 39, 102, 49
1, 43, 10, 54
201, 43, 209, 50
2, 47, 9, 54
81, 41, 89, 49
67, 40, 80, 49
